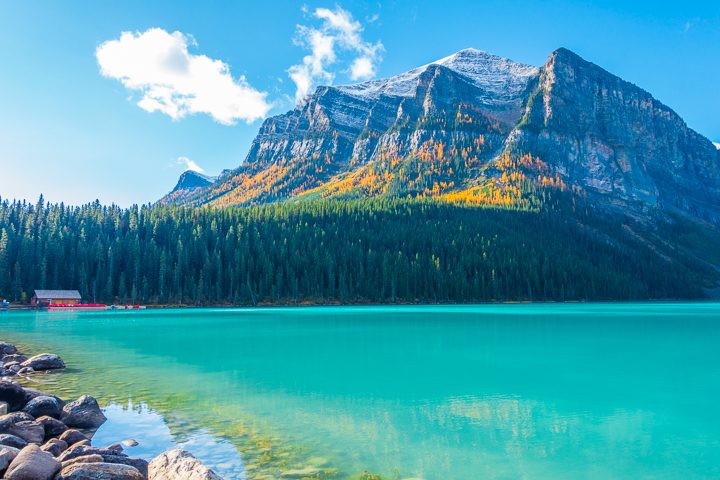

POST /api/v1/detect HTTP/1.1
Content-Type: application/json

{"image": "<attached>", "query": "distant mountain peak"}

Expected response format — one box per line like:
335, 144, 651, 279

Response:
172, 170, 215, 192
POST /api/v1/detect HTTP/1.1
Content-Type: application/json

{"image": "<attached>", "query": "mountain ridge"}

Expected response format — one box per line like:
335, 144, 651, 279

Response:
160, 47, 720, 224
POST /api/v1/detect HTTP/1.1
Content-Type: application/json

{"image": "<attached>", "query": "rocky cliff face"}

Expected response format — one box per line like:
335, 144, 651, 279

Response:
508, 48, 720, 222
163, 48, 720, 223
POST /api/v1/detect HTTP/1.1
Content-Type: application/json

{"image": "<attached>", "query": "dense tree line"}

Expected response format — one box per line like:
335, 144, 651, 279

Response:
0, 195, 712, 305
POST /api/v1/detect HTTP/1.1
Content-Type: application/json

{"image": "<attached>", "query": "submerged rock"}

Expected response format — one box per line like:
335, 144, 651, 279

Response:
20, 353, 65, 371
281, 467, 322, 478
1, 355, 28, 365
148, 449, 223, 480
22, 396, 63, 419
60, 396, 107, 429
0, 343, 18, 356
55, 461, 145, 480
4, 444, 61, 479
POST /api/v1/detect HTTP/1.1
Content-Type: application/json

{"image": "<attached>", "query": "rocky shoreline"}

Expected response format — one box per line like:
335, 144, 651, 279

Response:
0, 341, 224, 480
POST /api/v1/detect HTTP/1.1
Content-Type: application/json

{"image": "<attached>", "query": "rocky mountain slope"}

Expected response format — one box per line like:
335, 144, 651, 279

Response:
161, 47, 720, 224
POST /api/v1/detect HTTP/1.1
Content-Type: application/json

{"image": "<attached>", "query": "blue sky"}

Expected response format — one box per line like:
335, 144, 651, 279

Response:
1, 0, 718, 206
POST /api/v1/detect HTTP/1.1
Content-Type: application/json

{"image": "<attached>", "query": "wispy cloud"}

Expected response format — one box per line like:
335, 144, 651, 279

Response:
288, 6, 383, 102
176, 156, 205, 173
96, 28, 270, 125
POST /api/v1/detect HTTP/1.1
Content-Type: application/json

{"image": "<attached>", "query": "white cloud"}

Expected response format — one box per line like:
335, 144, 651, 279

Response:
177, 156, 205, 173
350, 56, 375, 80
288, 6, 383, 102
96, 28, 270, 125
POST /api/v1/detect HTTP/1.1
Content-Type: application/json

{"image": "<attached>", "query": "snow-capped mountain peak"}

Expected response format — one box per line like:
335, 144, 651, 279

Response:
335, 48, 539, 101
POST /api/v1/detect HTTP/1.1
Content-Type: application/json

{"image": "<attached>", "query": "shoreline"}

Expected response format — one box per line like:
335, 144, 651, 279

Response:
4, 297, 716, 312
0, 341, 223, 480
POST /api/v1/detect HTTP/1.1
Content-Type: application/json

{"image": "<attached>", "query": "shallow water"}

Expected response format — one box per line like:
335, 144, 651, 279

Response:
1, 304, 719, 479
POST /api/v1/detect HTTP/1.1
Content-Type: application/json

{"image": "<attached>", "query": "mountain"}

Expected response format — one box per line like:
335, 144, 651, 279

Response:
161, 170, 218, 204
161, 47, 720, 224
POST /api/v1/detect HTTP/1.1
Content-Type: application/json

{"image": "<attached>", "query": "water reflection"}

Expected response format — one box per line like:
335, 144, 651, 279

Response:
93, 401, 247, 479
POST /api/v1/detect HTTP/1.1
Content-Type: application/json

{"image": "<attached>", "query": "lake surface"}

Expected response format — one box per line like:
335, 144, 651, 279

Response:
1, 304, 719, 479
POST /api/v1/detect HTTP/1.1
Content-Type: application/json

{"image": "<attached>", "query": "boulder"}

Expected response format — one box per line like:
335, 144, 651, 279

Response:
20, 353, 65, 371
0, 343, 17, 355
16, 367, 34, 375
4, 420, 45, 444
55, 462, 144, 480
58, 445, 128, 463
36, 416, 67, 438
61, 396, 106, 429
1, 355, 28, 365
0, 412, 34, 427
0, 433, 28, 448
0, 368, 16, 377
0, 445, 20, 473
106, 443, 124, 454
4, 444, 61, 479
60, 454, 104, 469
22, 395, 63, 419
148, 449, 223, 480
0, 381, 28, 412
101, 454, 149, 478
23, 388, 63, 403
40, 437, 67, 456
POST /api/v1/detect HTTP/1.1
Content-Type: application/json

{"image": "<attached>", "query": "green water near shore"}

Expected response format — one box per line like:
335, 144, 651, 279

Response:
1, 304, 720, 479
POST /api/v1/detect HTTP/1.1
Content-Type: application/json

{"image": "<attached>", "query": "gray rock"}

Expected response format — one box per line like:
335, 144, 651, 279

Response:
1, 355, 28, 365
0, 433, 28, 448
148, 449, 223, 480
61, 396, 107, 429
106, 443, 124, 453
121, 439, 138, 448
22, 395, 63, 419
60, 453, 104, 469
36, 415, 67, 438
55, 462, 144, 480
0, 381, 28, 412
0, 343, 17, 356
4, 444, 61, 479
0, 412, 34, 427
101, 454, 148, 478
0, 401, 6, 415
16, 367, 33, 375
4, 420, 45, 444
40, 437, 67, 457
23, 388, 63, 403
58, 445, 128, 463
20, 353, 65, 371
0, 445, 20, 472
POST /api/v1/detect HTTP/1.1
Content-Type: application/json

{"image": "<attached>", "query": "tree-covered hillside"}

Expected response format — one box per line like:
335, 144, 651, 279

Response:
0, 195, 715, 305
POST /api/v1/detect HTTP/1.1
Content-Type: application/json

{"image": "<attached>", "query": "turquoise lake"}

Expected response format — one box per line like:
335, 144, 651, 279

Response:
1, 304, 719, 479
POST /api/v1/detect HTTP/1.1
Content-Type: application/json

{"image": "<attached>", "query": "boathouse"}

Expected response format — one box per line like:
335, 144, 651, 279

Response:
31, 290, 82, 306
